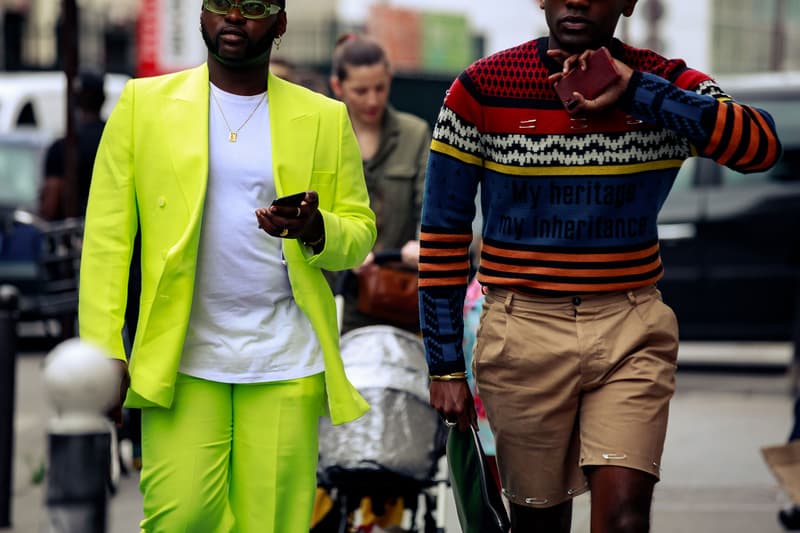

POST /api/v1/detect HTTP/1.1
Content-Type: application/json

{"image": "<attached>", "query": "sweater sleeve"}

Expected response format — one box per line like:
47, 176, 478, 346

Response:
621, 70, 782, 173
419, 74, 484, 376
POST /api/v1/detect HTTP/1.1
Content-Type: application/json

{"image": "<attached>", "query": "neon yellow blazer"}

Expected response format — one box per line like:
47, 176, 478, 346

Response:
79, 64, 376, 425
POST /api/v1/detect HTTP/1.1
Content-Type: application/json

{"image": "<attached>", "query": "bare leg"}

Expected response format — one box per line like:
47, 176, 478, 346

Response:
510, 499, 572, 533
588, 466, 656, 533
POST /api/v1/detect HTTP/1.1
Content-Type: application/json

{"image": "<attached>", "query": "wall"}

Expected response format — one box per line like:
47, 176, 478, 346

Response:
625, 0, 712, 73
337, 0, 714, 72
337, 0, 543, 56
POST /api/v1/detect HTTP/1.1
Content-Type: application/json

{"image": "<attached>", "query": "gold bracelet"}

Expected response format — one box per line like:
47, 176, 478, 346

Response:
302, 234, 324, 248
429, 371, 468, 382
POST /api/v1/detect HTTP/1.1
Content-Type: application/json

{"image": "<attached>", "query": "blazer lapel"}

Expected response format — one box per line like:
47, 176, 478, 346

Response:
148, 65, 209, 300
268, 74, 318, 196
163, 65, 210, 218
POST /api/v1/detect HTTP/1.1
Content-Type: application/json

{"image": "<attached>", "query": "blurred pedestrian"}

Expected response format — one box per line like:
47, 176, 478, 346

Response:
779, 396, 800, 530
329, 33, 431, 334
269, 55, 296, 81
420, 1, 782, 532
78, 1, 376, 531
36, 70, 107, 342
271, 55, 329, 95
39, 70, 106, 221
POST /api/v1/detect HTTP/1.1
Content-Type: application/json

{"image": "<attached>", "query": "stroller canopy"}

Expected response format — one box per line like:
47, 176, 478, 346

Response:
339, 325, 430, 402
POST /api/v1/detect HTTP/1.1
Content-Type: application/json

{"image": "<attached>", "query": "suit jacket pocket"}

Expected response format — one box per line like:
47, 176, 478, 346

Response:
312, 170, 335, 210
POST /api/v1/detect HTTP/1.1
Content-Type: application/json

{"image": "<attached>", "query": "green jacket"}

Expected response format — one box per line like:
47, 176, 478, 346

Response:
363, 106, 431, 252
79, 64, 376, 425
339, 107, 431, 333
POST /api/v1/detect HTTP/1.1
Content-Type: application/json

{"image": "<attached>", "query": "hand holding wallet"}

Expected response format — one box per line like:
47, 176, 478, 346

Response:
554, 47, 621, 114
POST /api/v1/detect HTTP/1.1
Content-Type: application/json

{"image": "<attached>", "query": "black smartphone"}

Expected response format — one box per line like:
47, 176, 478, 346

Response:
271, 191, 306, 207
554, 47, 620, 114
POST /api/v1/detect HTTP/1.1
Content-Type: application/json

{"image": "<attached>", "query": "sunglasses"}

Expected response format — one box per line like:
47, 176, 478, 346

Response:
203, 0, 283, 20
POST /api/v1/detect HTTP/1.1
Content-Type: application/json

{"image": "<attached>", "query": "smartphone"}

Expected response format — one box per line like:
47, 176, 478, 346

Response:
271, 191, 307, 207
554, 47, 621, 114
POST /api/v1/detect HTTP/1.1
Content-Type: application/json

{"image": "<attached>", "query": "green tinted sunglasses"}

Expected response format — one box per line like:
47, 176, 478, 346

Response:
203, 0, 283, 20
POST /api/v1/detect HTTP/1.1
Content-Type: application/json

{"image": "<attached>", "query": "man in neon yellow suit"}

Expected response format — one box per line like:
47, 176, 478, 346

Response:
78, 1, 376, 531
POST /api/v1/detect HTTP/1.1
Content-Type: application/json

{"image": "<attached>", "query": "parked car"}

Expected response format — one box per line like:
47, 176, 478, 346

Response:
0, 130, 82, 335
0, 130, 49, 210
657, 72, 800, 345
0, 71, 128, 135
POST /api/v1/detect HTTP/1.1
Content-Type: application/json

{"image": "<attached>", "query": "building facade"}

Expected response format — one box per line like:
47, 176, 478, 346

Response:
1, 0, 797, 77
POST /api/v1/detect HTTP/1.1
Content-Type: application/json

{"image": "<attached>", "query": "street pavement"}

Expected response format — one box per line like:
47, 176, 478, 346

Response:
2, 346, 796, 533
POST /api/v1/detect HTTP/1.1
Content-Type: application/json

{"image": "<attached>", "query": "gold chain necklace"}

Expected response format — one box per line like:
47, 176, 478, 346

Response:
210, 88, 266, 143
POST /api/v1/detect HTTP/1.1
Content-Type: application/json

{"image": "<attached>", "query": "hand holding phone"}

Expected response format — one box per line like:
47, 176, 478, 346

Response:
271, 191, 307, 207
257, 190, 322, 244
554, 47, 621, 114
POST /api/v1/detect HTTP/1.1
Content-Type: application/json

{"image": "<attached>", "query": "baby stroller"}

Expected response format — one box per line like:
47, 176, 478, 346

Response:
316, 322, 447, 533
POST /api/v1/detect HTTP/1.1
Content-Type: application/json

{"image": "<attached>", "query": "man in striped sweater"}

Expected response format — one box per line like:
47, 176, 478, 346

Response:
421, 1, 782, 532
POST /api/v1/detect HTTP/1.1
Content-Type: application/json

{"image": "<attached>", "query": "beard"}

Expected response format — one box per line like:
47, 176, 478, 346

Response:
200, 20, 276, 69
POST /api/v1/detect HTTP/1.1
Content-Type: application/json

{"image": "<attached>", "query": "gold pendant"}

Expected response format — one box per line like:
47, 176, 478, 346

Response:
229, 131, 238, 142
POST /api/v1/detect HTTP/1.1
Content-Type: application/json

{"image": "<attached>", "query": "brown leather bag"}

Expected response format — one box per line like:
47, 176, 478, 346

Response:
356, 262, 419, 328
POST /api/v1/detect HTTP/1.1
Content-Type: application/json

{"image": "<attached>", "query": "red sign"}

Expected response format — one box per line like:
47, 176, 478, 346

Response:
135, 0, 206, 77
136, 0, 160, 77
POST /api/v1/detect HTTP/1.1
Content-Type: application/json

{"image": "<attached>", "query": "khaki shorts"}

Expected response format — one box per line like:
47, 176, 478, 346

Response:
474, 285, 679, 508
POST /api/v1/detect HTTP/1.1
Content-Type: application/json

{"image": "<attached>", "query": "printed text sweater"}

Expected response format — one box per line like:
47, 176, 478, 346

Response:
419, 38, 782, 375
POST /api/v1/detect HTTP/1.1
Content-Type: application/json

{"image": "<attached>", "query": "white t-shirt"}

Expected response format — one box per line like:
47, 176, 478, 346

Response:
178, 83, 324, 383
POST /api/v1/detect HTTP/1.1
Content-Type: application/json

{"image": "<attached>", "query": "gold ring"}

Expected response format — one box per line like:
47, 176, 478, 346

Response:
295, 207, 301, 217
279, 228, 289, 237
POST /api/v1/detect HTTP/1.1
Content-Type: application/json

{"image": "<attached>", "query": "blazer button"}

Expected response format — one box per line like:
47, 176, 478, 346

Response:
158, 197, 166, 208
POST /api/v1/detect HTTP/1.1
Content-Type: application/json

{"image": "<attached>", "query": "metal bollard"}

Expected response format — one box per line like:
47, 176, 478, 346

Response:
42, 338, 120, 533
0, 285, 20, 528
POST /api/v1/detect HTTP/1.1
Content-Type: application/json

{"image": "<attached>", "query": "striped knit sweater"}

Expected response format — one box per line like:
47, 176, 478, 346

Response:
419, 37, 782, 376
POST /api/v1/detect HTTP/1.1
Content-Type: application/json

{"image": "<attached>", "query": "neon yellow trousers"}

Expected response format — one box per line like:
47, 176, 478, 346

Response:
138, 372, 325, 533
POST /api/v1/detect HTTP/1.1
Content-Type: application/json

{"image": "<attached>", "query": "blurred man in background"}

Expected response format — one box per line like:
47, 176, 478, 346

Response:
39, 70, 106, 221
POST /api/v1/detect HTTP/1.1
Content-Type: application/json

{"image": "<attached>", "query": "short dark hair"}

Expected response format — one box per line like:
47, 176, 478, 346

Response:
331, 33, 389, 81
76, 70, 105, 113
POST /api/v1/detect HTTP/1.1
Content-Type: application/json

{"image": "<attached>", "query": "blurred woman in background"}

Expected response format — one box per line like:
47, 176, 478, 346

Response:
329, 33, 431, 335
311, 33, 433, 533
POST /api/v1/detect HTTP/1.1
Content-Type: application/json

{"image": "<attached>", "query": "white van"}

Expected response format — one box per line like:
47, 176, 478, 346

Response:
0, 71, 129, 136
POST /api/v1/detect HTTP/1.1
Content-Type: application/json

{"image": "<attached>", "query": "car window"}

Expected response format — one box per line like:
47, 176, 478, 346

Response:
720, 146, 799, 186
758, 100, 800, 145
671, 157, 697, 192
16, 102, 36, 127
0, 143, 40, 207
716, 96, 799, 187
